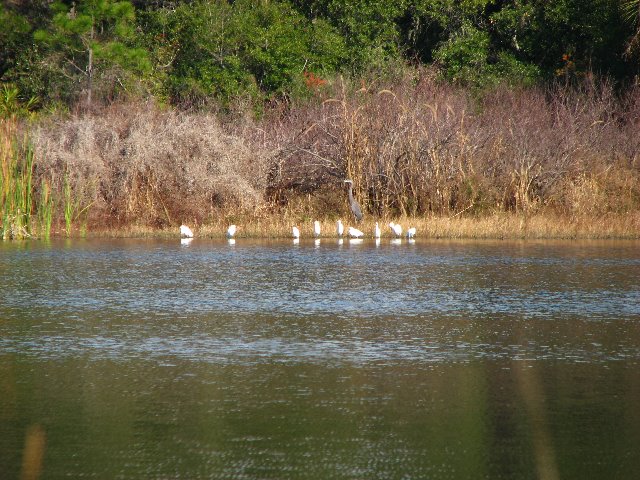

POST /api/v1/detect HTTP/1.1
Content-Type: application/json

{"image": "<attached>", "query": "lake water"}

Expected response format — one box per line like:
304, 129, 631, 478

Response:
1, 237, 639, 479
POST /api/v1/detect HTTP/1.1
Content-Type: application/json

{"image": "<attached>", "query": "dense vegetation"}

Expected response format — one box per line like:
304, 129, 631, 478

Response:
1, 1, 640, 238
2, 0, 640, 108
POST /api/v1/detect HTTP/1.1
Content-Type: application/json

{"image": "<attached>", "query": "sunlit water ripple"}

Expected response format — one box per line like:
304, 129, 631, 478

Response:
1, 238, 639, 365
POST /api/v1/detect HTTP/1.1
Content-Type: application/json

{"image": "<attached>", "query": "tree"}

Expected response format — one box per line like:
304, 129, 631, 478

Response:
139, 0, 347, 107
34, 0, 151, 108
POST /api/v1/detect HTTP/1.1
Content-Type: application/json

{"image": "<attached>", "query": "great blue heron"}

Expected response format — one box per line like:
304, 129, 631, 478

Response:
180, 224, 194, 238
406, 227, 416, 239
374, 222, 381, 238
348, 226, 364, 238
343, 180, 363, 222
389, 222, 402, 238
336, 219, 344, 236
292, 226, 300, 239
226, 225, 237, 238
313, 220, 321, 237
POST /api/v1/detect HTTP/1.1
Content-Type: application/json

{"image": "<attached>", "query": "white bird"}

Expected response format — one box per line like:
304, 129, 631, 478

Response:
292, 226, 300, 239
336, 219, 344, 237
374, 222, 381, 238
389, 222, 402, 237
226, 224, 237, 238
180, 224, 194, 238
406, 226, 416, 239
313, 220, 321, 237
348, 226, 364, 238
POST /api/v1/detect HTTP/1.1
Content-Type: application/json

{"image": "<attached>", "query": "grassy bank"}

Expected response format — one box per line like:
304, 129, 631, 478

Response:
86, 212, 640, 240
2, 75, 639, 240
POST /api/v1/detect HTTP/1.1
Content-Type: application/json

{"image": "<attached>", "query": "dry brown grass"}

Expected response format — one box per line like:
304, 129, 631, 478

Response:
86, 210, 640, 240
18, 72, 640, 239
31, 102, 271, 229
264, 72, 640, 220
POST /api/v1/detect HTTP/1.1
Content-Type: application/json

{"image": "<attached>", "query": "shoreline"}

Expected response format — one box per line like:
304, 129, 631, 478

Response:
35, 212, 640, 241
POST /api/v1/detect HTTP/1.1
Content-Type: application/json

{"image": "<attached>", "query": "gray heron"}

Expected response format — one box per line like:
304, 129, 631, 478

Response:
343, 180, 363, 222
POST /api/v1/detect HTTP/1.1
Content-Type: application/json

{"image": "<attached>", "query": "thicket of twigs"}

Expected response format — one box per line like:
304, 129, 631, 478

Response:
21, 73, 640, 233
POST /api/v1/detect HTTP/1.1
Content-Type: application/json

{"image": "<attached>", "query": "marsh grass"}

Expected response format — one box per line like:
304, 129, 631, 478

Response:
1, 119, 34, 239
37, 178, 54, 238
1, 118, 90, 240
88, 207, 640, 240
7, 74, 640, 240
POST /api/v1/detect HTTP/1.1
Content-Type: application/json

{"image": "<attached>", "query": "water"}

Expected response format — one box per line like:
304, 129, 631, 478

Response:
1, 238, 639, 479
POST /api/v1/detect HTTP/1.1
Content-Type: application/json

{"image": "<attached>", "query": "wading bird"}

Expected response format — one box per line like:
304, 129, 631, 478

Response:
374, 222, 381, 238
226, 225, 237, 238
348, 226, 364, 238
180, 224, 194, 238
336, 219, 344, 237
389, 222, 402, 238
292, 226, 300, 239
314, 220, 321, 238
343, 180, 363, 222
406, 227, 416, 239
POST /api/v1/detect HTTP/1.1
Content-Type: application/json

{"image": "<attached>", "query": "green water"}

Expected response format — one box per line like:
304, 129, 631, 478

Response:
1, 238, 639, 479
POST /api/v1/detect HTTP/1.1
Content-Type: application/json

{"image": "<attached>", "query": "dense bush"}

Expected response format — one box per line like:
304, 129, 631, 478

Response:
17, 76, 639, 231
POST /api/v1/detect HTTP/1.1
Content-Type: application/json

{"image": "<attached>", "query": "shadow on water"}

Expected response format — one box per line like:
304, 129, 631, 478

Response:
1, 238, 639, 479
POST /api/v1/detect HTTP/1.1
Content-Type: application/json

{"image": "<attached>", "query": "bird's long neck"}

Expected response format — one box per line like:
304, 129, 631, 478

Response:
348, 185, 354, 202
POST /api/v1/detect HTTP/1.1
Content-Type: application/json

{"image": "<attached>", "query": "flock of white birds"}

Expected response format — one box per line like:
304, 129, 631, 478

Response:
180, 179, 417, 242
179, 221, 416, 240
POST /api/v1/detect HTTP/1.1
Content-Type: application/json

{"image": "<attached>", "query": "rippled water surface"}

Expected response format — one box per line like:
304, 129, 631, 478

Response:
1, 238, 639, 479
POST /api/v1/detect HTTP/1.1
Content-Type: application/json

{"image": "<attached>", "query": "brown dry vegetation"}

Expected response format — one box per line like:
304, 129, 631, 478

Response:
21, 72, 640, 238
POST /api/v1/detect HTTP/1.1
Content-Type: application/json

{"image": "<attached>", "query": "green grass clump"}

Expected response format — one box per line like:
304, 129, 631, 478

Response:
1, 120, 34, 239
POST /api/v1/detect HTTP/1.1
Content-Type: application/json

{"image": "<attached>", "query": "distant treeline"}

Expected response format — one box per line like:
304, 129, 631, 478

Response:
2, 0, 640, 110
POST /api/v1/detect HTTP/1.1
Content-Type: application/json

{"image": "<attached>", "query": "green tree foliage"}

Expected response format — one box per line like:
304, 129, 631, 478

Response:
293, 0, 405, 70
33, 0, 151, 107
622, 0, 640, 58
0, 5, 31, 79
138, 0, 347, 107
433, 22, 540, 88
490, 0, 631, 80
1, 0, 639, 110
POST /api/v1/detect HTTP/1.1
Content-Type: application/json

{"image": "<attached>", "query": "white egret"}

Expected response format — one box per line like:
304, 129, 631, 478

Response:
313, 220, 321, 237
292, 226, 301, 239
336, 219, 344, 237
180, 224, 194, 238
226, 224, 237, 238
348, 226, 364, 238
181, 237, 193, 246
389, 222, 402, 237
406, 227, 416, 239
374, 222, 381, 238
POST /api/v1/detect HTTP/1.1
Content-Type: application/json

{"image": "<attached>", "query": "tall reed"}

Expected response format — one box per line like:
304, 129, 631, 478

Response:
1, 119, 34, 239
63, 174, 74, 237
37, 178, 54, 238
